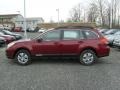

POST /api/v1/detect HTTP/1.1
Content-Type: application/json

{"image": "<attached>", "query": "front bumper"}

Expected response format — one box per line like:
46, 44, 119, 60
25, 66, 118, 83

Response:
6, 48, 15, 59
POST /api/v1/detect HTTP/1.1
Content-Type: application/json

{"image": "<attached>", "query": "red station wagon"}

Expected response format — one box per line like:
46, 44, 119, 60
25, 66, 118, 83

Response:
6, 26, 110, 65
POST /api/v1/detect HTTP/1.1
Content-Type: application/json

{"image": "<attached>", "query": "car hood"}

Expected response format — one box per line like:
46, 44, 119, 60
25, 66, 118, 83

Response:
0, 35, 14, 38
14, 39, 31, 43
12, 33, 21, 36
8, 33, 21, 36
0, 37, 5, 40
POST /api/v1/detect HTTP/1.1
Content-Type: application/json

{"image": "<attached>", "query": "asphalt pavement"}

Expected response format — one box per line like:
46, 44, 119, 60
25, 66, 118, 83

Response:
0, 32, 120, 90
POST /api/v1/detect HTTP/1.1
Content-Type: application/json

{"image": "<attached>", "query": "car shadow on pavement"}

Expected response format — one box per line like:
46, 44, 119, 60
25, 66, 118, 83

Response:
7, 57, 111, 66
30, 57, 111, 66
32, 57, 80, 65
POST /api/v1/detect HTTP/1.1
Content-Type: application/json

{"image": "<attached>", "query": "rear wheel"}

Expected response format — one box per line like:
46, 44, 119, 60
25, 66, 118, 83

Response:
79, 50, 97, 65
15, 49, 32, 65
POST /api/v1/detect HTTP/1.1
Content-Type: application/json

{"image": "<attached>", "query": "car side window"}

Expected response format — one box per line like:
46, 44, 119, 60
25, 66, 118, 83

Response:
42, 30, 61, 41
84, 30, 99, 39
63, 30, 83, 40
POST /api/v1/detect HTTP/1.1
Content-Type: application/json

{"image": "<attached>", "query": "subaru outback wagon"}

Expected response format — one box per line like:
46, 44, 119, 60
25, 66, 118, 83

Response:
6, 26, 110, 65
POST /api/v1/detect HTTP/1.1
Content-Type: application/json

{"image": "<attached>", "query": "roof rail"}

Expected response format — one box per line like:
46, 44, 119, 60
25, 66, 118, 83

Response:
55, 26, 94, 29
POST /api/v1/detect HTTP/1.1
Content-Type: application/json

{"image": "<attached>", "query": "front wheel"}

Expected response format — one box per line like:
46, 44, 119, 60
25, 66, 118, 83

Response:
79, 50, 97, 65
15, 49, 32, 65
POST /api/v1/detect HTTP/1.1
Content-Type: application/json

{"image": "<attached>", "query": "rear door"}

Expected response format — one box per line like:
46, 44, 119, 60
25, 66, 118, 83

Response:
59, 30, 85, 55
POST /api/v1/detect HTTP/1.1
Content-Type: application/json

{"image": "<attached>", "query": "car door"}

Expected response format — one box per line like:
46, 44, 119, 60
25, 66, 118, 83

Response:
59, 30, 85, 55
33, 30, 62, 56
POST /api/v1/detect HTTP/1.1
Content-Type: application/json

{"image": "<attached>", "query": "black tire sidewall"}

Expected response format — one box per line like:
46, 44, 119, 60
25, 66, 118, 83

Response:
80, 50, 97, 65
15, 50, 31, 65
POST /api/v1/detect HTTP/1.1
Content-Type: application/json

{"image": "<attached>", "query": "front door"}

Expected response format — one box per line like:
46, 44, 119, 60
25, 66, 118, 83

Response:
33, 30, 61, 56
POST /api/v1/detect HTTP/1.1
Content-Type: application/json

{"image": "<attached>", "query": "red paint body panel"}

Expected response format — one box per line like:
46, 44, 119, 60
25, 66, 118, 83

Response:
32, 40, 60, 55
6, 29, 110, 59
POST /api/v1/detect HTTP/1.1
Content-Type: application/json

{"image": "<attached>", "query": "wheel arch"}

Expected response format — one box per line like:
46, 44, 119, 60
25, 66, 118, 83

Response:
13, 48, 31, 58
79, 47, 98, 57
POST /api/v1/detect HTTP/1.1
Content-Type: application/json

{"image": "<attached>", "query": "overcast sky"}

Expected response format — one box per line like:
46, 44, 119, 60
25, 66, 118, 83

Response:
0, 0, 90, 22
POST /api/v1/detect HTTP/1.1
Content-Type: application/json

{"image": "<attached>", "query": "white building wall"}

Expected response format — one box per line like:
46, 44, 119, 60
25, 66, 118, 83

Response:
15, 17, 43, 30
14, 15, 24, 28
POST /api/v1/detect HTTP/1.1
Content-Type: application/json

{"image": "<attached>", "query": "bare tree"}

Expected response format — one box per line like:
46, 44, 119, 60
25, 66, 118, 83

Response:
69, 3, 82, 22
106, 3, 111, 28
100, 0, 120, 28
87, 3, 98, 23
111, 0, 120, 27
117, 8, 120, 26
97, 0, 106, 26
67, 0, 120, 28
91, 0, 111, 27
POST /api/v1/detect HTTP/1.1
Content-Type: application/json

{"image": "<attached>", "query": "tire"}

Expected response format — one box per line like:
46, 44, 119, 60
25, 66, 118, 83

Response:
15, 49, 32, 65
79, 50, 97, 65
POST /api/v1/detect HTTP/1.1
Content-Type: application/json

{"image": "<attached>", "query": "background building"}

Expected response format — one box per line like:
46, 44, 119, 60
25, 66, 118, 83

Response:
0, 14, 44, 30
0, 14, 23, 29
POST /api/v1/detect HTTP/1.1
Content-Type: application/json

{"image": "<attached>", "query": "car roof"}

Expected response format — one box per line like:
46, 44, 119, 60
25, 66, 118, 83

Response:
55, 26, 94, 30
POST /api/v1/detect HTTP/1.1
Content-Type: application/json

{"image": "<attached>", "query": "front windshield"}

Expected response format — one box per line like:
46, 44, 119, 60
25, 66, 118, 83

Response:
32, 30, 48, 40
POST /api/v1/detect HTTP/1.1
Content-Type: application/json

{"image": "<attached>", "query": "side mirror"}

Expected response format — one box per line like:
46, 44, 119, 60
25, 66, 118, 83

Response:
37, 38, 43, 42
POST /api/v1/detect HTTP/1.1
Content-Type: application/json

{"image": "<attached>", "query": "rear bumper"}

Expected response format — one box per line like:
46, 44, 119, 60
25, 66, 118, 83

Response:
97, 45, 110, 58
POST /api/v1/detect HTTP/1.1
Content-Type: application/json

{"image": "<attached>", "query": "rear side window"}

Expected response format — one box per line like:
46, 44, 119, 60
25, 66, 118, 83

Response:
84, 30, 99, 39
63, 31, 79, 39
63, 30, 83, 40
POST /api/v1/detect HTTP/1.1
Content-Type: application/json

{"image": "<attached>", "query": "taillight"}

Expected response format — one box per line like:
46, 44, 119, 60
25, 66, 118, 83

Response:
100, 37, 108, 44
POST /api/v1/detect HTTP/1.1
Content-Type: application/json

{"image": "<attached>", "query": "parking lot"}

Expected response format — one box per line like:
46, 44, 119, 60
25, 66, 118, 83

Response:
0, 32, 120, 90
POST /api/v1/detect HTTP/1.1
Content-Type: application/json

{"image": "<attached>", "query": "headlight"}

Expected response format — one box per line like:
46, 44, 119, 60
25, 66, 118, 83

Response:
7, 42, 15, 48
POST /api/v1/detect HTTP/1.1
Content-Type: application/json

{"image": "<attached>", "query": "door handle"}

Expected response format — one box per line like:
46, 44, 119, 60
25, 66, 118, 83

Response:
54, 42, 59, 44
78, 41, 83, 43
54, 42, 62, 46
